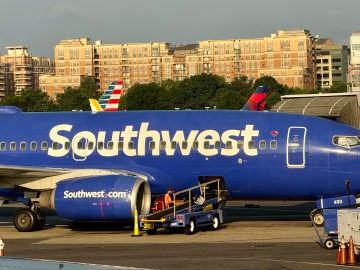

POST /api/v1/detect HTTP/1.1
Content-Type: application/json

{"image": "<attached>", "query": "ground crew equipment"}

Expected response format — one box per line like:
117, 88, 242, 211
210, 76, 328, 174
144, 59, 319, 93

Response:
140, 179, 227, 235
131, 208, 142, 237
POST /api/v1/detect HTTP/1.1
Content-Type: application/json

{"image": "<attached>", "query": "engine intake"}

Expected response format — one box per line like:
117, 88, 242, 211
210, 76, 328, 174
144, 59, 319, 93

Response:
49, 175, 151, 221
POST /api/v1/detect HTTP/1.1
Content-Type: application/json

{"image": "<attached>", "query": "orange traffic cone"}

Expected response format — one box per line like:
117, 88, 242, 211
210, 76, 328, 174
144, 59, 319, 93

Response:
0, 237, 4, 256
338, 236, 347, 265
336, 245, 342, 264
347, 236, 357, 266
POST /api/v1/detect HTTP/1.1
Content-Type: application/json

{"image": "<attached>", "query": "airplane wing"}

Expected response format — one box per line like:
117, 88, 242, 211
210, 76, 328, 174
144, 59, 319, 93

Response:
0, 165, 147, 191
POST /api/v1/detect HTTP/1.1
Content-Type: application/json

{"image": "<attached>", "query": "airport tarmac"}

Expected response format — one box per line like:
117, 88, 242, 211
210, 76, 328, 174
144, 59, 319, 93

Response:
0, 201, 357, 269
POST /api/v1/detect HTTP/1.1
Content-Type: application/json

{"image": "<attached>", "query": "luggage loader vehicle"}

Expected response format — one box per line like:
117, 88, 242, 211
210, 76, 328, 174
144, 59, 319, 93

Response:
140, 179, 227, 235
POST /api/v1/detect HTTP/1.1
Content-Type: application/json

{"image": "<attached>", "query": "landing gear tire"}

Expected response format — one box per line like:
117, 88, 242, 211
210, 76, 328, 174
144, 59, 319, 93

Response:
14, 209, 38, 232
185, 219, 197, 235
324, 238, 336, 250
312, 210, 325, 227
211, 215, 220, 230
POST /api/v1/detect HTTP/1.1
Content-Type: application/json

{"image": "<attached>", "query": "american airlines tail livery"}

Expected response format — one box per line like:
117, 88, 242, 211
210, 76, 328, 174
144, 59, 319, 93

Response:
0, 91, 360, 232
89, 80, 123, 112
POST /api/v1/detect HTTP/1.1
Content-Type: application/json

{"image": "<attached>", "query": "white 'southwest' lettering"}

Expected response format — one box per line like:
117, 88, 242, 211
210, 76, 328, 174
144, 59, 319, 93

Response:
48, 124, 72, 157
47, 122, 260, 158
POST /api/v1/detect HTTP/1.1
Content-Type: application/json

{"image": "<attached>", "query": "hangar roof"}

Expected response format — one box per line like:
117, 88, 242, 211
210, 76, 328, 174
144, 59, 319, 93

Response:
270, 93, 360, 117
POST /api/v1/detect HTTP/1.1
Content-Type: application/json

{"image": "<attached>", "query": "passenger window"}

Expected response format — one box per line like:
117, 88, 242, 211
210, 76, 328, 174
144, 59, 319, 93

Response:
107, 141, 114, 149
248, 141, 255, 149
171, 141, 177, 149
128, 141, 134, 149
259, 140, 266, 149
30, 141, 37, 151
0, 142, 6, 151
52, 142, 59, 150
215, 141, 221, 149
87, 142, 94, 150
182, 141, 188, 149
192, 141, 199, 150
20, 142, 27, 151
225, 141, 232, 149
98, 142, 104, 150
204, 141, 211, 149
41, 141, 48, 151
10, 142, 16, 151
118, 141, 124, 150
160, 141, 166, 150
237, 140, 243, 149
149, 141, 156, 150
270, 140, 277, 149
64, 141, 71, 150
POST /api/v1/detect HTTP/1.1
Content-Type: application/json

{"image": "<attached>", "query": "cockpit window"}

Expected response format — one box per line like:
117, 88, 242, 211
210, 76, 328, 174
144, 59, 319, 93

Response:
333, 136, 360, 148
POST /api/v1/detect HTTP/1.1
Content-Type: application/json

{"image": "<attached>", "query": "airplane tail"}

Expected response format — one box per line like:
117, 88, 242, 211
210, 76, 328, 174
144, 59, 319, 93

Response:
90, 80, 123, 112
242, 85, 270, 111
89, 99, 103, 112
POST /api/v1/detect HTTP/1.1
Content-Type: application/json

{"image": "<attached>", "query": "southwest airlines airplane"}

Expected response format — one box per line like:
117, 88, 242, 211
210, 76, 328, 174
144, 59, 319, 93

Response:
1, 86, 360, 232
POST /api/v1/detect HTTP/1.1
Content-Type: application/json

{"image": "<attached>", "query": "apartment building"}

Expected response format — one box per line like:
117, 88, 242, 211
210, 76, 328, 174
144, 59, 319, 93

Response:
197, 30, 316, 89
0, 46, 54, 96
41, 30, 316, 98
315, 38, 349, 89
39, 38, 93, 97
348, 32, 360, 92
0, 64, 7, 99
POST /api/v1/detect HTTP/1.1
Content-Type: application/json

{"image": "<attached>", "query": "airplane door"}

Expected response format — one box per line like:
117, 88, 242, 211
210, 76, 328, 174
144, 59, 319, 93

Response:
72, 138, 89, 161
286, 127, 307, 168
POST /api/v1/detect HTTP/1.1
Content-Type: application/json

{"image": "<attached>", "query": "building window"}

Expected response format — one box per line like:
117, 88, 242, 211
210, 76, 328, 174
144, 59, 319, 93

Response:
298, 40, 305, 51
280, 40, 290, 51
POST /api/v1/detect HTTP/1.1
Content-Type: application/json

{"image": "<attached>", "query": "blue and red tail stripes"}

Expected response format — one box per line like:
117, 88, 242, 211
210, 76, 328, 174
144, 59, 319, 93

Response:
242, 86, 270, 111
99, 80, 123, 112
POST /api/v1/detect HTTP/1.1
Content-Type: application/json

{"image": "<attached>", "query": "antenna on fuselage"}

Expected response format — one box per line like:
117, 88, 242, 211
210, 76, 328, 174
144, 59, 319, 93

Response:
345, 179, 351, 206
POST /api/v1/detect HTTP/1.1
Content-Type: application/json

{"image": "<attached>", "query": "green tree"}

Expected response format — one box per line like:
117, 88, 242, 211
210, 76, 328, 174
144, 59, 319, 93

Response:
324, 81, 347, 93
211, 76, 252, 109
56, 77, 100, 111
0, 89, 56, 112
171, 74, 226, 109
122, 83, 171, 110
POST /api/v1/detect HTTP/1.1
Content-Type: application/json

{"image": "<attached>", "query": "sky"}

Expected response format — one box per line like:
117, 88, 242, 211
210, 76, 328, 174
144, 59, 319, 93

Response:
0, 0, 359, 57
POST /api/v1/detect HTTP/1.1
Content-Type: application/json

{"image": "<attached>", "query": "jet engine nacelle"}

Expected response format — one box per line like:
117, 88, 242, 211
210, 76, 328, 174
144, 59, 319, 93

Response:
43, 175, 151, 221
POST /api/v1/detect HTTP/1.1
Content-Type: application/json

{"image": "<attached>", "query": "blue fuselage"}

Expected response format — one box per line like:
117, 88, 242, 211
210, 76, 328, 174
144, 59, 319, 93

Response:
1, 110, 360, 200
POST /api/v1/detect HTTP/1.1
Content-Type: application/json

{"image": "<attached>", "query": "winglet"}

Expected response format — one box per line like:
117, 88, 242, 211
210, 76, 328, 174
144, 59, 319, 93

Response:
242, 85, 270, 111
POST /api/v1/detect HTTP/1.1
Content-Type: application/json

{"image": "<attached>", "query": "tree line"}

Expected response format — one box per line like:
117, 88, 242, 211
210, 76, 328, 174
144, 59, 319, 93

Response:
0, 75, 347, 112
